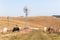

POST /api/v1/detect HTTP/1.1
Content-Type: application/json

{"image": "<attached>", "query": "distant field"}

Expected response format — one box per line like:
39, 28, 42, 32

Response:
0, 16, 60, 29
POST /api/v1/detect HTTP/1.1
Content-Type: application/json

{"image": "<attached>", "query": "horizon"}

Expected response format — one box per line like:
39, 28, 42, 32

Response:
0, 14, 60, 17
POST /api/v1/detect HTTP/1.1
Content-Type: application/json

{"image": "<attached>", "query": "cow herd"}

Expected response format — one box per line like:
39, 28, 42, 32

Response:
1, 25, 60, 34
1, 25, 21, 33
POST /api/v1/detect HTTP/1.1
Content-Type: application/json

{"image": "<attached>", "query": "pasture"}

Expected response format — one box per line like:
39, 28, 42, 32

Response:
0, 16, 60, 40
0, 30, 60, 40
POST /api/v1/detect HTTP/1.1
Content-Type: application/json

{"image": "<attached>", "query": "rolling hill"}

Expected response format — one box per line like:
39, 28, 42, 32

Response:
0, 16, 60, 40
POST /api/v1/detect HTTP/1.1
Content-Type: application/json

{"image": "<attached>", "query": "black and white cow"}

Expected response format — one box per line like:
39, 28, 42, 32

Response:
12, 27, 20, 32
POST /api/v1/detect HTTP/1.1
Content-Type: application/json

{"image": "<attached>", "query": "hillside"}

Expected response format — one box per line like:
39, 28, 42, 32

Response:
0, 16, 60, 30
0, 16, 60, 28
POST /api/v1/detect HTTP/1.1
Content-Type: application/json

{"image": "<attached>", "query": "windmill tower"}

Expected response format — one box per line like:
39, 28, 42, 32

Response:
23, 6, 29, 29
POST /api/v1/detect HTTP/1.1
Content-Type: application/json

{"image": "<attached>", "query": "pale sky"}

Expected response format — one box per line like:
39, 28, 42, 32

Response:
0, 0, 60, 16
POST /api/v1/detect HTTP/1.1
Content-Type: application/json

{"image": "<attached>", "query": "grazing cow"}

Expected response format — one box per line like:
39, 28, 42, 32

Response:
47, 27, 54, 34
2, 27, 8, 33
43, 27, 48, 32
12, 27, 20, 32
